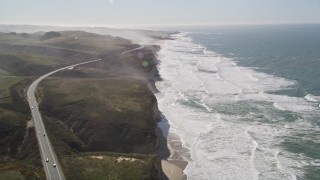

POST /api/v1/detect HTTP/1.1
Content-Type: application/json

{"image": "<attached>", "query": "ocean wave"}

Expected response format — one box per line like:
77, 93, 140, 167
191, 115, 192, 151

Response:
156, 32, 320, 180
304, 94, 320, 102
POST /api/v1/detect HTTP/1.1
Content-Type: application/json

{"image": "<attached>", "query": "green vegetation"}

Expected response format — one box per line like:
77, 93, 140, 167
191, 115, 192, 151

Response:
0, 108, 26, 156
41, 31, 62, 41
45, 31, 136, 54
62, 153, 160, 180
0, 160, 44, 180
0, 78, 44, 179
0, 30, 162, 179
39, 78, 158, 153
0, 76, 25, 91
0, 172, 25, 180
0, 76, 25, 103
0, 32, 39, 45
22, 54, 58, 65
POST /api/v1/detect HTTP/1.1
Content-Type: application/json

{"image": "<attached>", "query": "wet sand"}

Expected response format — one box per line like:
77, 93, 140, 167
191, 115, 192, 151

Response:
157, 119, 190, 180
162, 160, 187, 180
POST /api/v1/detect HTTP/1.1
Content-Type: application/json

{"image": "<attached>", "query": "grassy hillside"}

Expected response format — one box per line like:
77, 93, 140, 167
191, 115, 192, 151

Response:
0, 79, 45, 179
0, 30, 163, 179
39, 78, 157, 153
61, 153, 161, 180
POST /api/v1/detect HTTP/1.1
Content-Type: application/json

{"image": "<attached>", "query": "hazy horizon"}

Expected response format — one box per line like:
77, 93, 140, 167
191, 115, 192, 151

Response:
1, 0, 320, 28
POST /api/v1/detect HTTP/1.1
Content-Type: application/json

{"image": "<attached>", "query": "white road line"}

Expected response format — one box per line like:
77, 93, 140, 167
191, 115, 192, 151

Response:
121, 46, 144, 54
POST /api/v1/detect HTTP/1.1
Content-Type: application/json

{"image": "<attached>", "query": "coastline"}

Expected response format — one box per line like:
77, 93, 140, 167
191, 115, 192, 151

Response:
156, 115, 188, 180
147, 36, 189, 180
162, 130, 189, 180
155, 113, 188, 180
149, 80, 188, 180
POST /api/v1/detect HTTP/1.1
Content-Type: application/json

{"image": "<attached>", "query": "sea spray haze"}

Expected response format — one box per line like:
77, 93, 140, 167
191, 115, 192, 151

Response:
156, 24, 320, 180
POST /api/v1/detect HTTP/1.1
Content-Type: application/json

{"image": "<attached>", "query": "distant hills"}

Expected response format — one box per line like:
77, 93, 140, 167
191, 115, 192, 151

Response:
0, 24, 177, 43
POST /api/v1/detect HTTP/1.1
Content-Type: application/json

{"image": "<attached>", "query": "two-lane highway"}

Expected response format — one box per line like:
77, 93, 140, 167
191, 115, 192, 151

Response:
27, 59, 101, 180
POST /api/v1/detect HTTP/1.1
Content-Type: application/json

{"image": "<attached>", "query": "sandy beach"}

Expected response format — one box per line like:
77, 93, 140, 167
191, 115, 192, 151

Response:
157, 117, 190, 180
162, 160, 187, 180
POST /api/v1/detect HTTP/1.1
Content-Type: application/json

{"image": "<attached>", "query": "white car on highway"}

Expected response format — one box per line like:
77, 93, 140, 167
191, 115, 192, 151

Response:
46, 158, 49, 162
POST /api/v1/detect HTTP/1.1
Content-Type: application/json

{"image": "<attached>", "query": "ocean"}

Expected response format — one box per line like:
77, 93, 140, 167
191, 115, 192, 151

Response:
155, 24, 320, 180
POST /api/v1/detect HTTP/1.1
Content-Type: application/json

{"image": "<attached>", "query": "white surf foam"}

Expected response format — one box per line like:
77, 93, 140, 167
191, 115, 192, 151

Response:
304, 94, 320, 102
156, 32, 319, 180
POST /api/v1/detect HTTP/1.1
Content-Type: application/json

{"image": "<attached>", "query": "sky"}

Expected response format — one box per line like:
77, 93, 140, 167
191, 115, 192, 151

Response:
0, 0, 320, 27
